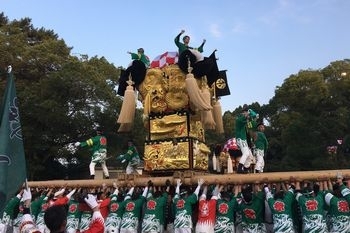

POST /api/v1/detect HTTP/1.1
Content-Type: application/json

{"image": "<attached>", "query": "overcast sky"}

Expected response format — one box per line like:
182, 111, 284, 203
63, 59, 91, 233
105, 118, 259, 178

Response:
1, 0, 349, 111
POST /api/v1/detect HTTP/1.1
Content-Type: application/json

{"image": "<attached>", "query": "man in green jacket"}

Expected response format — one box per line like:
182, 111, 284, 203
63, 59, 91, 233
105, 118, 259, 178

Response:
235, 105, 251, 173
117, 48, 149, 96
174, 29, 206, 55
75, 127, 109, 179
253, 123, 268, 173
127, 48, 150, 68
117, 140, 141, 175
175, 29, 207, 75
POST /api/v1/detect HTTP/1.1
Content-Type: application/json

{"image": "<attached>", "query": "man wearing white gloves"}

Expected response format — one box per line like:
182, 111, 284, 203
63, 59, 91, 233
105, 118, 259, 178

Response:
19, 187, 41, 233
19, 186, 105, 233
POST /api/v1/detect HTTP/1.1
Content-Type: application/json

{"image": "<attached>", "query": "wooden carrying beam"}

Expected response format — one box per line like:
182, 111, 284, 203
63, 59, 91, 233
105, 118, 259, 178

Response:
27, 169, 350, 188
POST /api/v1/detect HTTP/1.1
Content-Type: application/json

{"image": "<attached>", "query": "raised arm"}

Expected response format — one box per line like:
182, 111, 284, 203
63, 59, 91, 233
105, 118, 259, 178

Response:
125, 182, 135, 201
174, 29, 185, 45
194, 178, 205, 197
20, 187, 41, 233
175, 179, 182, 198
211, 183, 221, 200
197, 39, 206, 53
142, 181, 152, 198
199, 184, 208, 201
84, 194, 105, 232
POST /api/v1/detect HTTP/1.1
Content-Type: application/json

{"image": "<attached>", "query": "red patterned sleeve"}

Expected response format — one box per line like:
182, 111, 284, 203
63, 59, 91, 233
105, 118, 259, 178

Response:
82, 211, 105, 233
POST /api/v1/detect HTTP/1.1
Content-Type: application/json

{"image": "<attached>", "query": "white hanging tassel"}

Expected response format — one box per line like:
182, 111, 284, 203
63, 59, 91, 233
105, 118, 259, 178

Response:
117, 76, 136, 133
212, 153, 217, 171
227, 156, 233, 173
200, 87, 216, 129
117, 123, 133, 133
185, 61, 212, 111
217, 160, 221, 173
117, 76, 136, 124
212, 99, 224, 133
185, 73, 212, 110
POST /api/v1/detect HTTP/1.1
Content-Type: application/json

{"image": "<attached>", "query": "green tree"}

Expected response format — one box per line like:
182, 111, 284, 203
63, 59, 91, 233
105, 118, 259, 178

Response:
266, 61, 350, 171
0, 14, 127, 180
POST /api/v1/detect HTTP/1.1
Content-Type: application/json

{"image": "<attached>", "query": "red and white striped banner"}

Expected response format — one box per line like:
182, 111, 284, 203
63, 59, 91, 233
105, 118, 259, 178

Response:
150, 51, 179, 68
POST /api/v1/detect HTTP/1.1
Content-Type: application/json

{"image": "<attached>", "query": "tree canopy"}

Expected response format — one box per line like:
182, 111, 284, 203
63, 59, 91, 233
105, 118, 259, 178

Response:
0, 13, 147, 180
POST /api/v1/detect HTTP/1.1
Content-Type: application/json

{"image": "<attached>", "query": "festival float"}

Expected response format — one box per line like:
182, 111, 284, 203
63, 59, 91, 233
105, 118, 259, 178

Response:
29, 50, 350, 188
116, 49, 230, 174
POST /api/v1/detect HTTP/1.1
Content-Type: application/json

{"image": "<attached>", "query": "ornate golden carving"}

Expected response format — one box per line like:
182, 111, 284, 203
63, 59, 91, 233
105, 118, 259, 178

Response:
192, 140, 210, 170
215, 78, 227, 89
138, 65, 192, 113
165, 65, 188, 110
138, 69, 168, 113
149, 114, 188, 140
138, 64, 211, 172
144, 141, 190, 171
189, 120, 205, 142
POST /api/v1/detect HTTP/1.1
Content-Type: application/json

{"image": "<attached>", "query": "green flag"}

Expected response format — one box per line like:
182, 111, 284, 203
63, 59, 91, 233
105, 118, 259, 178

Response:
0, 71, 27, 214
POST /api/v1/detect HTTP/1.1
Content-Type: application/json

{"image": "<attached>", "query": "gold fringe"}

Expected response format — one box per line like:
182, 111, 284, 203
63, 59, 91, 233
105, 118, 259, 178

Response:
185, 73, 212, 111
117, 85, 136, 124
200, 88, 215, 129
143, 92, 151, 116
227, 156, 233, 173
117, 123, 133, 132
212, 99, 224, 134
212, 153, 217, 171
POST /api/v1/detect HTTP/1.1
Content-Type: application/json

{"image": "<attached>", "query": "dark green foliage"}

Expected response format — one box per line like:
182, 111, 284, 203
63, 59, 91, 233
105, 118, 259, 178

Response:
0, 14, 147, 180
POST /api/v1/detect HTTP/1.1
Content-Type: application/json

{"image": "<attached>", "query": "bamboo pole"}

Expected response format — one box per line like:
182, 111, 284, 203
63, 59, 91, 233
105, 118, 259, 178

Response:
27, 169, 350, 188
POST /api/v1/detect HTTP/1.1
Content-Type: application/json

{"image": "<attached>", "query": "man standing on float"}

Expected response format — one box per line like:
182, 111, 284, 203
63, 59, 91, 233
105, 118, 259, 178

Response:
75, 127, 109, 179
235, 105, 251, 174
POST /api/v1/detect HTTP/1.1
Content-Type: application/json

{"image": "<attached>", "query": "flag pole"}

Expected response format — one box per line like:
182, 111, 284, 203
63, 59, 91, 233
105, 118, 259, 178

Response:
0, 66, 27, 214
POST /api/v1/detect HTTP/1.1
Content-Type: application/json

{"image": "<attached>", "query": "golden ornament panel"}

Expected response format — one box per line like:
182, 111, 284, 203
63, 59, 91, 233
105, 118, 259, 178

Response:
149, 113, 188, 140
144, 140, 190, 171
192, 140, 210, 170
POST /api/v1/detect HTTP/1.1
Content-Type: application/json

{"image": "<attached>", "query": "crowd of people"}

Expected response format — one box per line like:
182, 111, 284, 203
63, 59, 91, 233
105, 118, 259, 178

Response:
2, 30, 348, 233
0, 173, 349, 233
